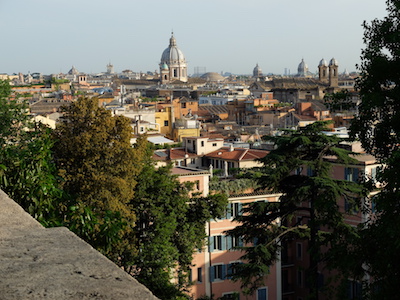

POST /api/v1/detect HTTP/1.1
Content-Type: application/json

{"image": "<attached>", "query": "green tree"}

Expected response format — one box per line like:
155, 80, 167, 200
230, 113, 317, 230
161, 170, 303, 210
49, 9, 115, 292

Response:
129, 138, 228, 300
349, 1, 400, 298
0, 79, 62, 225
52, 97, 140, 260
323, 90, 356, 112
227, 122, 367, 299
0, 80, 31, 145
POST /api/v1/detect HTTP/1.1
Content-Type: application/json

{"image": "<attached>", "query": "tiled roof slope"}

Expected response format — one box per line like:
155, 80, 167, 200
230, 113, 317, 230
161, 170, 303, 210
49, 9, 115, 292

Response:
205, 147, 268, 161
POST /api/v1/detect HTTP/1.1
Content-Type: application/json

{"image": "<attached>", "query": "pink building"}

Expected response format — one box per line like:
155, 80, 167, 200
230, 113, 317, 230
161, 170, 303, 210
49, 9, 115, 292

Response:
189, 192, 282, 300
281, 147, 380, 300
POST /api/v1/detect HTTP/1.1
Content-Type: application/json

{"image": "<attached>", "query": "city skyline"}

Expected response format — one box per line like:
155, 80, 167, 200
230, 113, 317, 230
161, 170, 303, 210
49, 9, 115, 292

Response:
0, 0, 387, 76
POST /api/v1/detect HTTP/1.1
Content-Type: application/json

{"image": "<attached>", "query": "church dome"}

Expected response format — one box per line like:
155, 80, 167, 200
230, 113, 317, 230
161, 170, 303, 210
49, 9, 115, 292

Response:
253, 63, 263, 77
318, 58, 328, 67
200, 72, 226, 82
297, 59, 308, 76
329, 58, 339, 66
161, 63, 169, 70
160, 33, 186, 64
68, 66, 79, 75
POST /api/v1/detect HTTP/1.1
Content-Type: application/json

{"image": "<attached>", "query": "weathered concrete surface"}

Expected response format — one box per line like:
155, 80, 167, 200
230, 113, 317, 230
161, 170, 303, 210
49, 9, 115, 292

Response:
0, 190, 158, 299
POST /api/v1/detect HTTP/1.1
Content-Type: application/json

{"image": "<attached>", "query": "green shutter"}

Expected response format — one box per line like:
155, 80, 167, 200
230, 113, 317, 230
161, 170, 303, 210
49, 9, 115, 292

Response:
227, 203, 232, 219
210, 266, 215, 282
208, 236, 214, 252
227, 235, 233, 250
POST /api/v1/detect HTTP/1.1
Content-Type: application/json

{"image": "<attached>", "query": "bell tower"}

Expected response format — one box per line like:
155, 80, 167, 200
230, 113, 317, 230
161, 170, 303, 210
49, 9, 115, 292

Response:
328, 58, 339, 87
318, 59, 328, 83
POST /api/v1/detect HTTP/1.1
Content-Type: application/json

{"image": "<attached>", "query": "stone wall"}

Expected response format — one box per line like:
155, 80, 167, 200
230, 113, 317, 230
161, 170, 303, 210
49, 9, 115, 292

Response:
0, 190, 158, 300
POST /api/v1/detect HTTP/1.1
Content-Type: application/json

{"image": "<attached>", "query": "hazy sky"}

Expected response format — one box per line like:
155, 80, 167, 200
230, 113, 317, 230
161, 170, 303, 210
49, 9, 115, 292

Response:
0, 0, 388, 76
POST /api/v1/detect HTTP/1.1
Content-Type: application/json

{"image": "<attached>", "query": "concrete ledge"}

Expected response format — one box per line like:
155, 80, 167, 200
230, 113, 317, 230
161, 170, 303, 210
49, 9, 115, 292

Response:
0, 190, 158, 299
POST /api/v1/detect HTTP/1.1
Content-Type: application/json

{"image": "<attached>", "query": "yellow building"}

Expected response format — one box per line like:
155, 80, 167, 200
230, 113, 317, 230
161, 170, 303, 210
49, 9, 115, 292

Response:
173, 126, 200, 142
155, 105, 174, 139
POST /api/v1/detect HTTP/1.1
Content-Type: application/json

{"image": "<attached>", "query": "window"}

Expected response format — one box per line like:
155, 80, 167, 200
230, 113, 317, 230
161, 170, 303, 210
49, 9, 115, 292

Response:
197, 267, 202, 283
294, 167, 303, 175
190, 158, 196, 164
318, 273, 324, 288
307, 166, 315, 177
347, 280, 362, 299
257, 287, 268, 300
371, 167, 377, 181
345, 167, 359, 182
201, 141, 204, 147
194, 180, 200, 190
188, 140, 192, 143
226, 263, 237, 278
215, 235, 222, 250
212, 143, 217, 147
221, 292, 240, 300
297, 270, 303, 287
344, 198, 359, 214
164, 120, 169, 126
296, 242, 302, 260
181, 102, 186, 108
210, 264, 225, 281
227, 236, 243, 250
209, 235, 226, 252
227, 202, 242, 219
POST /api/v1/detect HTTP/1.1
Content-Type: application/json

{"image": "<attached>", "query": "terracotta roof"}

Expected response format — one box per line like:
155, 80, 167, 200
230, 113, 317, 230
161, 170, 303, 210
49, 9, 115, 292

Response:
114, 79, 158, 85
205, 147, 268, 161
310, 100, 328, 111
30, 99, 71, 114
187, 77, 207, 84
293, 114, 317, 121
200, 133, 225, 139
198, 104, 229, 115
325, 153, 377, 165
262, 78, 329, 90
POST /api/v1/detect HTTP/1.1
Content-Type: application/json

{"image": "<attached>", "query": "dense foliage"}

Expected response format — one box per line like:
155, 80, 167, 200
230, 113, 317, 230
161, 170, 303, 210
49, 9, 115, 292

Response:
52, 97, 140, 260
323, 90, 356, 112
130, 142, 227, 299
227, 122, 368, 298
349, 1, 400, 298
0, 80, 62, 225
0, 85, 228, 299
